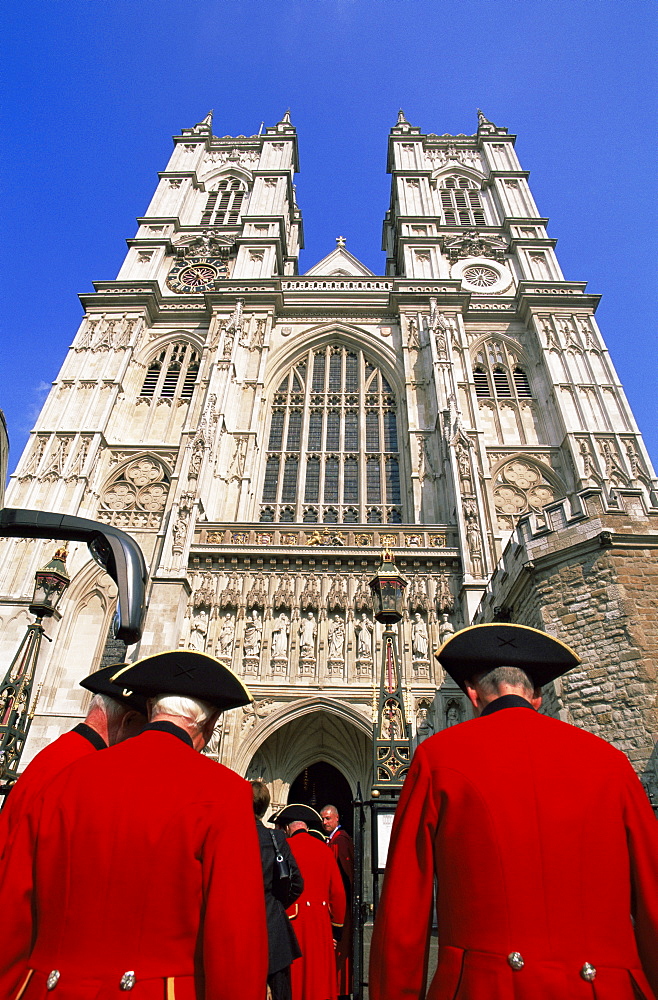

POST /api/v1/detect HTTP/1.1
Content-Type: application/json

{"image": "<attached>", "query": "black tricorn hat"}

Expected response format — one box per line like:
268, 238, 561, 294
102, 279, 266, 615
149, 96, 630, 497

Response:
110, 650, 252, 712
271, 803, 324, 831
79, 664, 148, 715
435, 624, 580, 692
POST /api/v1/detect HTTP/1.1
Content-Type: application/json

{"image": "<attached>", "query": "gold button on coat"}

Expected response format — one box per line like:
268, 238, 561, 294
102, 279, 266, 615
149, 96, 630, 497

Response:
507, 952, 524, 971
580, 963, 596, 982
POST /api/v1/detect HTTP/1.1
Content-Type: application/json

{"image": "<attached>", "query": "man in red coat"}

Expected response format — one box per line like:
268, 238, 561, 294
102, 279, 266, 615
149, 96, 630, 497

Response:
321, 804, 354, 999
0, 650, 268, 1000
274, 803, 347, 1000
0, 663, 146, 857
370, 624, 658, 1000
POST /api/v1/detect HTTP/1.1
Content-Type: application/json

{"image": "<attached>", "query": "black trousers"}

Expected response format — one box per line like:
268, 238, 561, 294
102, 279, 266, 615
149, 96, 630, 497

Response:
268, 966, 292, 1000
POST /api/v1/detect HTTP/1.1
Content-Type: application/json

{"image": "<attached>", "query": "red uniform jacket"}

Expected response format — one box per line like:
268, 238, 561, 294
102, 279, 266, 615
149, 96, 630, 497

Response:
0, 723, 105, 860
287, 829, 347, 1000
328, 827, 354, 995
370, 699, 658, 1000
0, 722, 268, 1000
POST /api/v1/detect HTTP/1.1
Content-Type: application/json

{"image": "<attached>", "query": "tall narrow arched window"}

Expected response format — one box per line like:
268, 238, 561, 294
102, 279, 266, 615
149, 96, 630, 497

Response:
440, 176, 485, 226
201, 178, 246, 226
472, 341, 533, 402
260, 345, 402, 524
139, 342, 200, 402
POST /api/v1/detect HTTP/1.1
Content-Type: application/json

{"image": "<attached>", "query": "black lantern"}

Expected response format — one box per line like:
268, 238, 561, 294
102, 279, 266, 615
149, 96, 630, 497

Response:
0, 547, 71, 785
29, 547, 70, 619
369, 549, 408, 625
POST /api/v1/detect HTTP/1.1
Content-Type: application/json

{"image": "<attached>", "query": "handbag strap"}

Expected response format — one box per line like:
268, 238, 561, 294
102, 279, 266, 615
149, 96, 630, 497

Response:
269, 828, 285, 861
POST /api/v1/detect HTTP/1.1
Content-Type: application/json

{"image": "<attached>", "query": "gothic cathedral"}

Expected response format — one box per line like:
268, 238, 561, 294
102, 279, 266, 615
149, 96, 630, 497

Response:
2, 109, 657, 808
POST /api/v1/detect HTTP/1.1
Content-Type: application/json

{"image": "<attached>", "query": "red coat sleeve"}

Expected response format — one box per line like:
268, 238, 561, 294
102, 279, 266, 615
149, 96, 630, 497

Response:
328, 850, 347, 932
0, 803, 39, 997
621, 758, 658, 995
201, 778, 268, 1000
369, 745, 438, 1000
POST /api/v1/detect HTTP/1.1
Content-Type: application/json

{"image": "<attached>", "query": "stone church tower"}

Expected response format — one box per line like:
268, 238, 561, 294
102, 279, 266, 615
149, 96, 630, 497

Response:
1, 109, 656, 809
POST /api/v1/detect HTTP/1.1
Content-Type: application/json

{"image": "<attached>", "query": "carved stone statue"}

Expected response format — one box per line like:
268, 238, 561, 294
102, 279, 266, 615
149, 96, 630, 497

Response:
328, 616, 345, 659
243, 609, 263, 657
188, 611, 207, 652
299, 612, 317, 657
217, 615, 235, 657
271, 612, 290, 659
355, 613, 374, 658
411, 613, 429, 659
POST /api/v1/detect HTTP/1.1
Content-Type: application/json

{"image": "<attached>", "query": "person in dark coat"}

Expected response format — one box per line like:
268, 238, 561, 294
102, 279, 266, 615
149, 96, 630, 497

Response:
273, 804, 346, 1000
252, 781, 303, 1000
321, 805, 354, 1000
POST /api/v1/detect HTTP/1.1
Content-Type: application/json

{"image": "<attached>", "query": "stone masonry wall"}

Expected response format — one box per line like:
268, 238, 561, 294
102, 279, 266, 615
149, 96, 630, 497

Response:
475, 489, 658, 801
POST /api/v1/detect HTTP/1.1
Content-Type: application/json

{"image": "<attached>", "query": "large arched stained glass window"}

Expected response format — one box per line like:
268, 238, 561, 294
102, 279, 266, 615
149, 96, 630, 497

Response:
260, 345, 402, 524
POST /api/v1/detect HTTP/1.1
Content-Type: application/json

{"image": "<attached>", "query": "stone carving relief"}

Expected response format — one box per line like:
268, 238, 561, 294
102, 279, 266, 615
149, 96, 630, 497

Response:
463, 498, 484, 577
17, 435, 49, 480
492, 458, 560, 530
218, 573, 242, 610
600, 440, 629, 486
417, 435, 437, 482
75, 314, 140, 352
98, 456, 171, 529
241, 698, 274, 733
442, 230, 508, 264
172, 493, 195, 555
192, 572, 215, 609
426, 144, 482, 170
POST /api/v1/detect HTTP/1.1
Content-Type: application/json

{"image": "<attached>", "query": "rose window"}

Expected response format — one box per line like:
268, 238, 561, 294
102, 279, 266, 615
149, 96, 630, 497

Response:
493, 459, 562, 528
463, 265, 498, 287
99, 457, 171, 528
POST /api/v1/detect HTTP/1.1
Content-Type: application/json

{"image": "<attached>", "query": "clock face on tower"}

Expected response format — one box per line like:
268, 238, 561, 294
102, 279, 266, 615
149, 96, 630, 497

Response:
166, 253, 230, 293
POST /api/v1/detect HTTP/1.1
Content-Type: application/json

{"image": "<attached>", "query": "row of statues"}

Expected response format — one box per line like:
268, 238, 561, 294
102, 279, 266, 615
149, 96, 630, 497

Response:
190, 608, 434, 661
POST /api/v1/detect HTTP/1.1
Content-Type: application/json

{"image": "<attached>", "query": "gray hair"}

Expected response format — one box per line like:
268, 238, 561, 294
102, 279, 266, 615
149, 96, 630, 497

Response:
88, 692, 127, 724
149, 694, 216, 727
474, 666, 535, 696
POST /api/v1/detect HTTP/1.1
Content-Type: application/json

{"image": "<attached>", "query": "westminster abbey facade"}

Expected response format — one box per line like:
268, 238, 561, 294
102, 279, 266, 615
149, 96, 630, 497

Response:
2, 109, 657, 809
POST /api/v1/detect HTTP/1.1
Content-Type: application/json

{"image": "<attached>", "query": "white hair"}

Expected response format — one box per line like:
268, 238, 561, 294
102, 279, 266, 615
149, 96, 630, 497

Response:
148, 694, 216, 727
475, 666, 535, 696
88, 692, 127, 724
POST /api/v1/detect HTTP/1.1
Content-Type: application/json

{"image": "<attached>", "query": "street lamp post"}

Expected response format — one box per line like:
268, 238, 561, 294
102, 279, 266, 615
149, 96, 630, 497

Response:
0, 547, 70, 790
352, 550, 414, 999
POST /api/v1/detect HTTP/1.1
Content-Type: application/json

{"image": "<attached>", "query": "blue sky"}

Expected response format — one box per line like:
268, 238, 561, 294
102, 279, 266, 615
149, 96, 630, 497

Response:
2, 0, 657, 476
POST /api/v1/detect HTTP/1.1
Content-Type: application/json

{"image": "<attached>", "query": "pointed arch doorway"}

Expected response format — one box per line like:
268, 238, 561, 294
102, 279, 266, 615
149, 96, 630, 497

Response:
289, 761, 354, 837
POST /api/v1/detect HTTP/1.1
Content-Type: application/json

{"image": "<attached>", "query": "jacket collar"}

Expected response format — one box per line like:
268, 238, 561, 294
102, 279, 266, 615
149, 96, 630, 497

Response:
145, 720, 194, 748
72, 722, 107, 750
480, 694, 535, 717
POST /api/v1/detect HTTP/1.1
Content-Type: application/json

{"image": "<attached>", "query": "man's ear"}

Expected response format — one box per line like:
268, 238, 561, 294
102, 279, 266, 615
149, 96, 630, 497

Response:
201, 711, 221, 746
530, 688, 543, 711
464, 682, 480, 711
